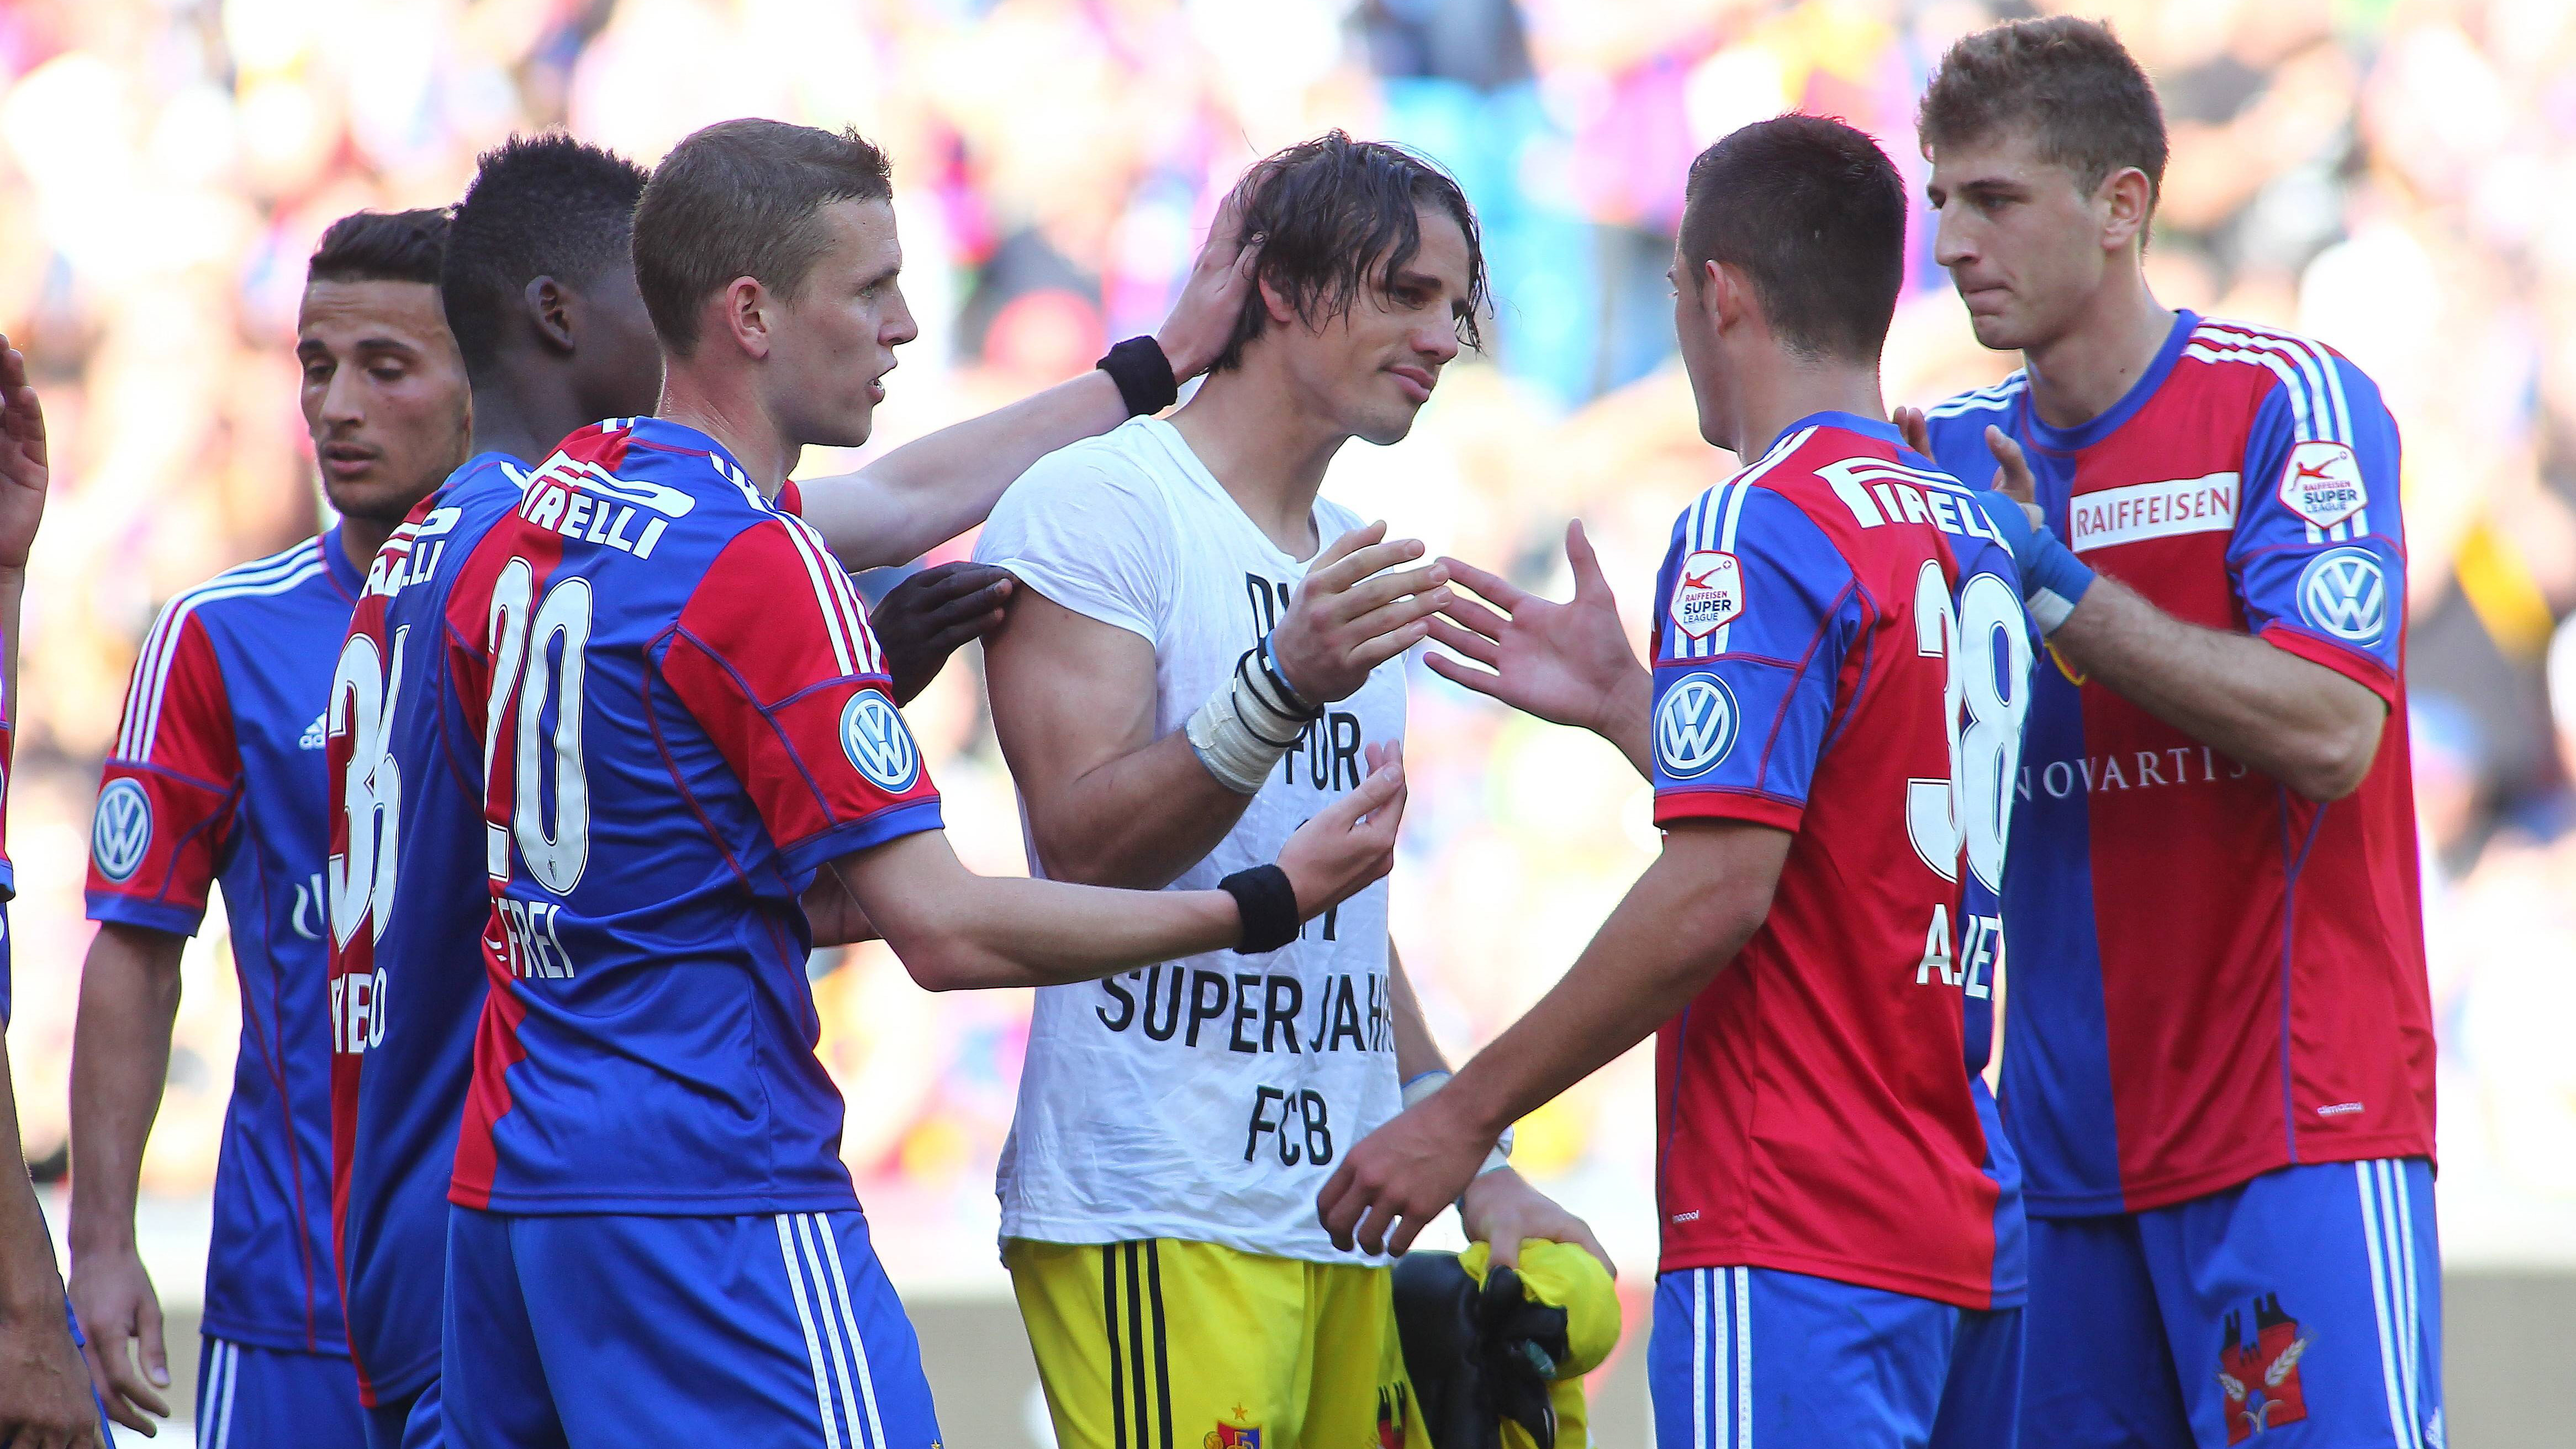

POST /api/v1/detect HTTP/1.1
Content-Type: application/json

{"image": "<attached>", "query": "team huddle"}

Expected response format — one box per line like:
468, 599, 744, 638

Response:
0, 13, 2438, 1449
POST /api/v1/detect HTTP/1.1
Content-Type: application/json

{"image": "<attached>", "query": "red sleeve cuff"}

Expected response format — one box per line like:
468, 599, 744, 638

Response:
2258, 623, 2399, 708
1654, 788, 1806, 833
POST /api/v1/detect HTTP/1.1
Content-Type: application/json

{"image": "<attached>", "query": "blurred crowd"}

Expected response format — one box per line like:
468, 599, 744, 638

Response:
2, 0, 2574, 1272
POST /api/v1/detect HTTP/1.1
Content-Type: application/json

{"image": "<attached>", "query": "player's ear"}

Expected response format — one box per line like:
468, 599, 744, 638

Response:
1257, 272, 1300, 330
524, 276, 574, 355
1704, 259, 1751, 333
2100, 166, 2153, 251
715, 276, 773, 360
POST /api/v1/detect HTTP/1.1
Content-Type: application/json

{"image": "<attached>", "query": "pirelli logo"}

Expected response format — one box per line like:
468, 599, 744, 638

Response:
2067, 471, 2239, 553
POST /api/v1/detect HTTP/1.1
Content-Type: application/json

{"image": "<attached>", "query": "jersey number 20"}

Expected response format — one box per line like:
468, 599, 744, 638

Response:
487, 558, 594, 895
1905, 563, 2032, 891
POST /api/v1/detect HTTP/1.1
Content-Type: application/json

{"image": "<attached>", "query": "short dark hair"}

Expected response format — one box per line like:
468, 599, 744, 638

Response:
1677, 114, 1907, 363
1917, 16, 2168, 206
440, 133, 650, 372
308, 208, 448, 288
631, 119, 894, 357
1213, 131, 1486, 372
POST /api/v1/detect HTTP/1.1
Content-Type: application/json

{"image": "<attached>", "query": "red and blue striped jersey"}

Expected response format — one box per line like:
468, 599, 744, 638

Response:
1649, 413, 2030, 1311
1921, 311, 2433, 1216
442, 418, 938, 1216
86, 532, 364, 1355
326, 454, 526, 1403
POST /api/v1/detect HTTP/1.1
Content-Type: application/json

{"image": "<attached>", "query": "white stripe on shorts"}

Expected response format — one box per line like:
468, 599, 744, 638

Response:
2355, 1162, 2421, 1449
776, 1214, 847, 1449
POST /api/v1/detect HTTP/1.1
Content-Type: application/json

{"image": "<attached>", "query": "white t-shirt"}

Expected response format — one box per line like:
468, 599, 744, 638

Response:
975, 415, 1407, 1263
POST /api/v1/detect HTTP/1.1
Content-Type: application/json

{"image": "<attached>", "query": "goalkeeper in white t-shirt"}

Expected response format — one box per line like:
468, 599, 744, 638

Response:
977, 134, 1608, 1448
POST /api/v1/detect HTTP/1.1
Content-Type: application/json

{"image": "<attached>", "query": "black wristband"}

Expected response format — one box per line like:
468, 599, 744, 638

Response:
1220, 865, 1302, 955
1097, 335, 1179, 418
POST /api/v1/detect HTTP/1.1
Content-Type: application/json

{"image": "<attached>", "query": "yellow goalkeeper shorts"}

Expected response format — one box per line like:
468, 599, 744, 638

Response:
1004, 1236, 1429, 1449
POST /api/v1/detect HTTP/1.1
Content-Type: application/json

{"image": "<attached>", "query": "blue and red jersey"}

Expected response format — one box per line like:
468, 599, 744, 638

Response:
1648, 413, 2030, 1311
85, 533, 363, 1356
1921, 311, 2434, 1216
326, 454, 526, 1403
444, 417, 937, 1215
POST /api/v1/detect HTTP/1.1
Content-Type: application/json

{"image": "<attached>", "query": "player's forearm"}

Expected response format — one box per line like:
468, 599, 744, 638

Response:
0, 565, 24, 708
799, 372, 1130, 571
841, 832, 1244, 992
2052, 575, 2385, 802
1387, 944, 1450, 1081
0, 1051, 66, 1321
1442, 843, 1771, 1142
65, 928, 184, 1256
1023, 728, 1256, 891
885, 873, 1240, 992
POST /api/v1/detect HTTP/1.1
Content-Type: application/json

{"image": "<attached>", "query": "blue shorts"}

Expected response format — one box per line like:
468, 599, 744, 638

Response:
362, 1374, 441, 1449
194, 1337, 367, 1449
2025, 1157, 2442, 1448
443, 1205, 941, 1449
1649, 1265, 2023, 1448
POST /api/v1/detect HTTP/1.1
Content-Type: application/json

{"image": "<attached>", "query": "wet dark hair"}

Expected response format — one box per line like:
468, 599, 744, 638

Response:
632, 118, 893, 358
1678, 114, 1908, 365
308, 208, 449, 288
1212, 131, 1486, 372
440, 133, 651, 372
1918, 15, 2168, 207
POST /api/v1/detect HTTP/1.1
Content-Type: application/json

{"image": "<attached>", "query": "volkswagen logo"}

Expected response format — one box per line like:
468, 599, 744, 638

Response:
91, 777, 155, 883
840, 689, 921, 793
1655, 673, 1740, 779
2295, 547, 2387, 645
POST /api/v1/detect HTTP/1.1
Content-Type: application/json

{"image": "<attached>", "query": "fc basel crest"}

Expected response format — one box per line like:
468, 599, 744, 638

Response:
2216, 1293, 2312, 1442
1203, 1423, 1260, 1448
1669, 550, 1746, 639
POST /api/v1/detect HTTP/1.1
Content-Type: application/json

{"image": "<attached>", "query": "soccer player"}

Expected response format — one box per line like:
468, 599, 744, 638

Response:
975, 131, 1602, 1449
0, 338, 109, 1449
1902, 18, 2437, 1447
66, 209, 466, 1447
1319, 116, 2032, 1448
327, 131, 1252, 1449
394, 119, 1396, 1449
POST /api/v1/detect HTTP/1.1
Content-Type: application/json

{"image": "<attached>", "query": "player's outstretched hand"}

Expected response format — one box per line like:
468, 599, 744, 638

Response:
1276, 741, 1406, 918
1458, 1168, 1614, 1278
0, 1302, 108, 1448
1152, 188, 1255, 383
1894, 407, 2041, 528
1981, 423, 2044, 525
1892, 403, 1933, 457
0, 334, 51, 572
1270, 522, 1449, 704
1426, 520, 1643, 735
873, 562, 1013, 705
1316, 1084, 1485, 1259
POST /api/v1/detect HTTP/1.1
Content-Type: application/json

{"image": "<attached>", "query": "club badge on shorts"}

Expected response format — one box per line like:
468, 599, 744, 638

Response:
2216, 1292, 2311, 1442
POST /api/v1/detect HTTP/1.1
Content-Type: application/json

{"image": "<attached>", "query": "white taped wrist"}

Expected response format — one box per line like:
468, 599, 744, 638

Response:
1186, 647, 1315, 795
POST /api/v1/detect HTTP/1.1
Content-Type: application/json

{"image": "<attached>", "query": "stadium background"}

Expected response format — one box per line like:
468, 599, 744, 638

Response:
3, 0, 2573, 1440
